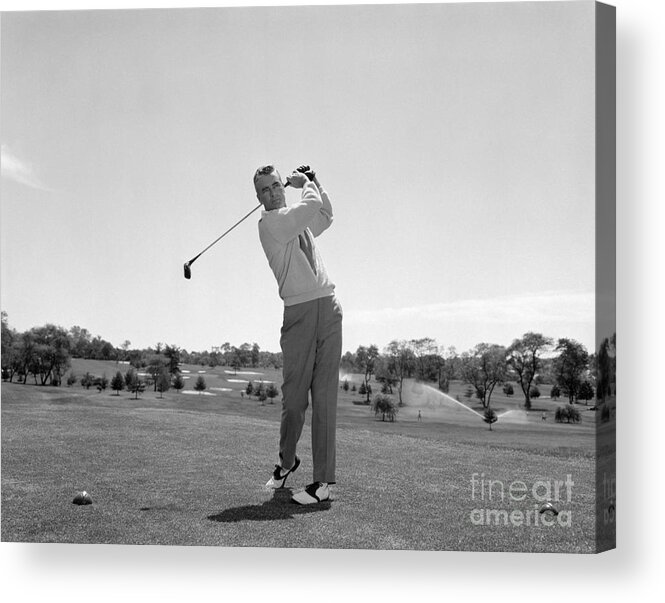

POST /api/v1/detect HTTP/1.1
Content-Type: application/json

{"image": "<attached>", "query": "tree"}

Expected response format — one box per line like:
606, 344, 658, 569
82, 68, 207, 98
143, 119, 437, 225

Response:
251, 343, 260, 368
340, 351, 357, 373
125, 368, 138, 391
596, 335, 615, 401
29, 324, 72, 385
384, 340, 416, 406
506, 332, 552, 410
356, 345, 379, 404
1, 312, 16, 380
111, 371, 125, 395
172, 373, 185, 393
95, 374, 109, 392
194, 375, 207, 395
163, 344, 181, 375
578, 380, 595, 405
231, 352, 241, 374
3, 332, 24, 383
146, 354, 168, 392
266, 383, 279, 404
120, 340, 132, 361
246, 381, 254, 397
69, 326, 92, 358
550, 384, 561, 400
81, 372, 94, 389
553, 338, 590, 404
555, 405, 581, 424
374, 356, 396, 394
439, 346, 459, 393
503, 383, 514, 396
372, 394, 398, 422
483, 407, 498, 431
409, 337, 438, 381
157, 371, 171, 399
460, 343, 507, 408
130, 379, 145, 399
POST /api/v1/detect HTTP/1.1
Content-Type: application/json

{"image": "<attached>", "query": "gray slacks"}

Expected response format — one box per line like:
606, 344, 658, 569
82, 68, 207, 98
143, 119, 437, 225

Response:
279, 295, 343, 484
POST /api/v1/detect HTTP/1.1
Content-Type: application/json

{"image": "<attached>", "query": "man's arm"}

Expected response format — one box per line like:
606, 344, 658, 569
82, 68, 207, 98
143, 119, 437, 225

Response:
308, 174, 333, 238
263, 180, 324, 244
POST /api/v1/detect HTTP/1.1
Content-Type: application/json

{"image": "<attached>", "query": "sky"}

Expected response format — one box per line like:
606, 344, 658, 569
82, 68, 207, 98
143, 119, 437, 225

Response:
1, 1, 597, 356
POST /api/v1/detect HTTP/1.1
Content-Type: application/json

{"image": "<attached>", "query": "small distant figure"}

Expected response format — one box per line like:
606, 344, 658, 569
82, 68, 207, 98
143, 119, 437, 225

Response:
542, 412, 547, 421
418, 410, 422, 422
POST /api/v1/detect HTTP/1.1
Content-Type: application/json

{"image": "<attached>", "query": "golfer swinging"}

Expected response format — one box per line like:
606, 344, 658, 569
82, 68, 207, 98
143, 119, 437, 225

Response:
254, 164, 342, 505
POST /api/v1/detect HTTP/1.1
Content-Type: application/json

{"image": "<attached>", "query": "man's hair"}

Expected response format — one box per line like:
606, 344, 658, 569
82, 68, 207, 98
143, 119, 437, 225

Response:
253, 164, 280, 184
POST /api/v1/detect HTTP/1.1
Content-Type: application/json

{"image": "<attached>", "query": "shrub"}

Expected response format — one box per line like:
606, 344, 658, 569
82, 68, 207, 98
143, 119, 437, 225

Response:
550, 385, 561, 400
254, 382, 264, 400
194, 375, 207, 394
266, 383, 279, 403
502, 383, 514, 396
172, 373, 184, 392
157, 372, 171, 398
94, 374, 109, 392
555, 405, 581, 424
530, 385, 541, 399
342, 380, 349, 391
483, 407, 498, 430
371, 394, 398, 422
81, 372, 94, 389
578, 380, 595, 404
111, 371, 124, 395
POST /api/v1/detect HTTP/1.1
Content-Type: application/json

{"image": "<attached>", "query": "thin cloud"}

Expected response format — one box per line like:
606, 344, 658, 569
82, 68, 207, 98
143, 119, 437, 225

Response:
345, 291, 595, 326
1, 145, 52, 192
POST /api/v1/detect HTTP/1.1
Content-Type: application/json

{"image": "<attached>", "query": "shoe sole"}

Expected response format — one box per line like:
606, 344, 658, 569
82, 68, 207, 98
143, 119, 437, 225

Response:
291, 490, 330, 505
266, 456, 300, 489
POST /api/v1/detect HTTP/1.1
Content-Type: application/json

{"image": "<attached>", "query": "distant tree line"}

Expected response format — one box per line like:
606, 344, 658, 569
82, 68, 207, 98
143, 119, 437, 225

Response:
2, 313, 616, 411
341, 332, 616, 411
0, 312, 282, 387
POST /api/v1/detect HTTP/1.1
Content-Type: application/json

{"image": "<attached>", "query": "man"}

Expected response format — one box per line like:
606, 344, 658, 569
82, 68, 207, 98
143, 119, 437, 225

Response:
254, 164, 343, 505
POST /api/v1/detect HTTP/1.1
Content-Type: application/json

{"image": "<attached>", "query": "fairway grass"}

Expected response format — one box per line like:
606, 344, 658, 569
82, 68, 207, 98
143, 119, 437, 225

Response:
2, 382, 604, 552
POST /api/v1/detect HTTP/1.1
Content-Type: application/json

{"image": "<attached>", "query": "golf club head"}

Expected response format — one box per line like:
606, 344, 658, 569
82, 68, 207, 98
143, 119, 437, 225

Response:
184, 262, 192, 279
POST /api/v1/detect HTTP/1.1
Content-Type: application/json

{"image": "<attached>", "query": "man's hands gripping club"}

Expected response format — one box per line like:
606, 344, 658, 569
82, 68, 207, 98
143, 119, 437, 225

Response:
285, 165, 316, 188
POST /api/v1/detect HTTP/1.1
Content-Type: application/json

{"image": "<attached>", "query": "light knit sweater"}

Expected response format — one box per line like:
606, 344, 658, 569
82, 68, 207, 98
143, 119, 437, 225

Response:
258, 181, 336, 306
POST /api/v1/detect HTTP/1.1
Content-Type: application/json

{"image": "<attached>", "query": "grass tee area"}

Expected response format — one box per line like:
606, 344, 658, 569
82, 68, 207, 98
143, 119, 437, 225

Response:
1, 360, 613, 552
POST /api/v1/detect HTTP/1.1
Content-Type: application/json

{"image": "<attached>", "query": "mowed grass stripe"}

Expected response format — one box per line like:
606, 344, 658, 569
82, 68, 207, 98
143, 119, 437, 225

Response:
2, 384, 598, 551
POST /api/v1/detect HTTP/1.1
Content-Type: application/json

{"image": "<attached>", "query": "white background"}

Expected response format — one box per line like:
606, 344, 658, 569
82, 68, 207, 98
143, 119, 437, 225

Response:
1, 1, 662, 601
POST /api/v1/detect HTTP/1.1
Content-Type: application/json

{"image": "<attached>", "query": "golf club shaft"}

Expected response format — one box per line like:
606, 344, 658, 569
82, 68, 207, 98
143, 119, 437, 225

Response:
188, 203, 262, 265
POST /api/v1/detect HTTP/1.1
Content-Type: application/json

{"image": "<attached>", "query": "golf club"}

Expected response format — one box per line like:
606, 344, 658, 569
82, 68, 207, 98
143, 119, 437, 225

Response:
184, 203, 262, 279
183, 166, 314, 279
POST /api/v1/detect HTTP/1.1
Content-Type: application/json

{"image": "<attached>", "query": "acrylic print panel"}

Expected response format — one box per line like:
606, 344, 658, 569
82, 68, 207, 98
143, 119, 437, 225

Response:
0, 1, 615, 552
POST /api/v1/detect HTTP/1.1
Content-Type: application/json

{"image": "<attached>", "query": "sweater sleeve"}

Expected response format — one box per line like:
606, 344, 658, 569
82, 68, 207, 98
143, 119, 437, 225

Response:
264, 182, 330, 244
309, 187, 333, 238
